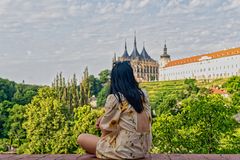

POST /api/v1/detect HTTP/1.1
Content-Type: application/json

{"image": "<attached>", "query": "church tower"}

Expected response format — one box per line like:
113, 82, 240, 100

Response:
114, 32, 159, 82
159, 41, 171, 68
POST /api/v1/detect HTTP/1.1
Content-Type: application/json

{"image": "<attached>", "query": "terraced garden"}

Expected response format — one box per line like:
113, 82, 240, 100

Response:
140, 78, 228, 106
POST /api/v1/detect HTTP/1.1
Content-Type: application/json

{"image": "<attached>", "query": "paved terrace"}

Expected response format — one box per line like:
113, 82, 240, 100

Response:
0, 154, 240, 160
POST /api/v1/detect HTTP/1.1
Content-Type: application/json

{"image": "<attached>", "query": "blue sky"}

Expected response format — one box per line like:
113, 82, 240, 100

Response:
0, 0, 240, 85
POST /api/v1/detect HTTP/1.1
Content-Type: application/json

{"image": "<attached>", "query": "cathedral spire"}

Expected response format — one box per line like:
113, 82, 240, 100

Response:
140, 41, 152, 60
122, 40, 129, 58
134, 31, 137, 49
130, 31, 141, 59
125, 39, 127, 51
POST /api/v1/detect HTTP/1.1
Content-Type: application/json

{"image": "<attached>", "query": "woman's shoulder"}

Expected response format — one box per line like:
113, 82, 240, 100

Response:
108, 93, 127, 101
106, 94, 118, 102
107, 90, 148, 102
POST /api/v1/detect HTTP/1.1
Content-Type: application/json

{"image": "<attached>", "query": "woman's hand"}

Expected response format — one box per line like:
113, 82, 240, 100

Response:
96, 116, 102, 130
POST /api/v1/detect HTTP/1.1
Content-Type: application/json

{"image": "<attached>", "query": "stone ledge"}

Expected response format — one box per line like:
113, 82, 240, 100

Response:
0, 154, 240, 160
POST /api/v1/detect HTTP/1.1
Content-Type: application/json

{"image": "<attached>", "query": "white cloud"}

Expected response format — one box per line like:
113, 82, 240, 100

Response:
138, 0, 150, 8
26, 50, 32, 56
98, 2, 116, 14
123, 0, 132, 10
217, 0, 240, 11
0, 0, 11, 15
0, 0, 239, 85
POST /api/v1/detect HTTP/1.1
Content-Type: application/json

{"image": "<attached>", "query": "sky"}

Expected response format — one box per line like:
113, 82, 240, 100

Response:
0, 0, 240, 85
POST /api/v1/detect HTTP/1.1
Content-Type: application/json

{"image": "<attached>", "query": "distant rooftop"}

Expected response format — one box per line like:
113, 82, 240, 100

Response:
165, 47, 240, 68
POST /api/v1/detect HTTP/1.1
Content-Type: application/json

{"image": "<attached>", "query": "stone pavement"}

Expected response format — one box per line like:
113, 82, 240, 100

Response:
0, 154, 240, 160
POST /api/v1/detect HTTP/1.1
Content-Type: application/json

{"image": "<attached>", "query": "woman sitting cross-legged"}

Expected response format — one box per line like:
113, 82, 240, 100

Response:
77, 61, 152, 159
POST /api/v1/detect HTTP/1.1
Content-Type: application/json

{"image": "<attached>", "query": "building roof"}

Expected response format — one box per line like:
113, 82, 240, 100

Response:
210, 87, 228, 95
130, 32, 142, 59
164, 47, 240, 68
140, 45, 153, 60
122, 41, 130, 58
130, 47, 141, 59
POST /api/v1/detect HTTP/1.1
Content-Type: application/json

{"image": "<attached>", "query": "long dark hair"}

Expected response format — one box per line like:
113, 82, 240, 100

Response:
110, 61, 145, 113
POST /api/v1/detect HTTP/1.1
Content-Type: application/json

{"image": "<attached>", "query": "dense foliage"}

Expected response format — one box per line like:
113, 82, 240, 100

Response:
150, 77, 240, 154
0, 75, 240, 154
0, 78, 39, 141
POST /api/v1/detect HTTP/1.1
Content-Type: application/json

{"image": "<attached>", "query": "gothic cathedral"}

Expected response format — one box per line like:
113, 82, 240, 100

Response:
112, 33, 161, 82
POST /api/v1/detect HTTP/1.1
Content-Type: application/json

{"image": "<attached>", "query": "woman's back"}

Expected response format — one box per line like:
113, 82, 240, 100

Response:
96, 91, 152, 159
77, 61, 152, 159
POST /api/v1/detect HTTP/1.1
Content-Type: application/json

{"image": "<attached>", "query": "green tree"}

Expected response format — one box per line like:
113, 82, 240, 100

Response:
96, 83, 110, 107
89, 75, 102, 97
152, 94, 238, 153
223, 76, 240, 107
98, 69, 110, 84
179, 94, 237, 153
218, 128, 240, 153
22, 87, 74, 153
7, 104, 26, 148
12, 86, 38, 105
80, 67, 90, 106
72, 105, 103, 153
223, 76, 240, 94
155, 94, 178, 115
152, 113, 181, 153
0, 101, 15, 138
184, 79, 199, 96
0, 78, 16, 102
